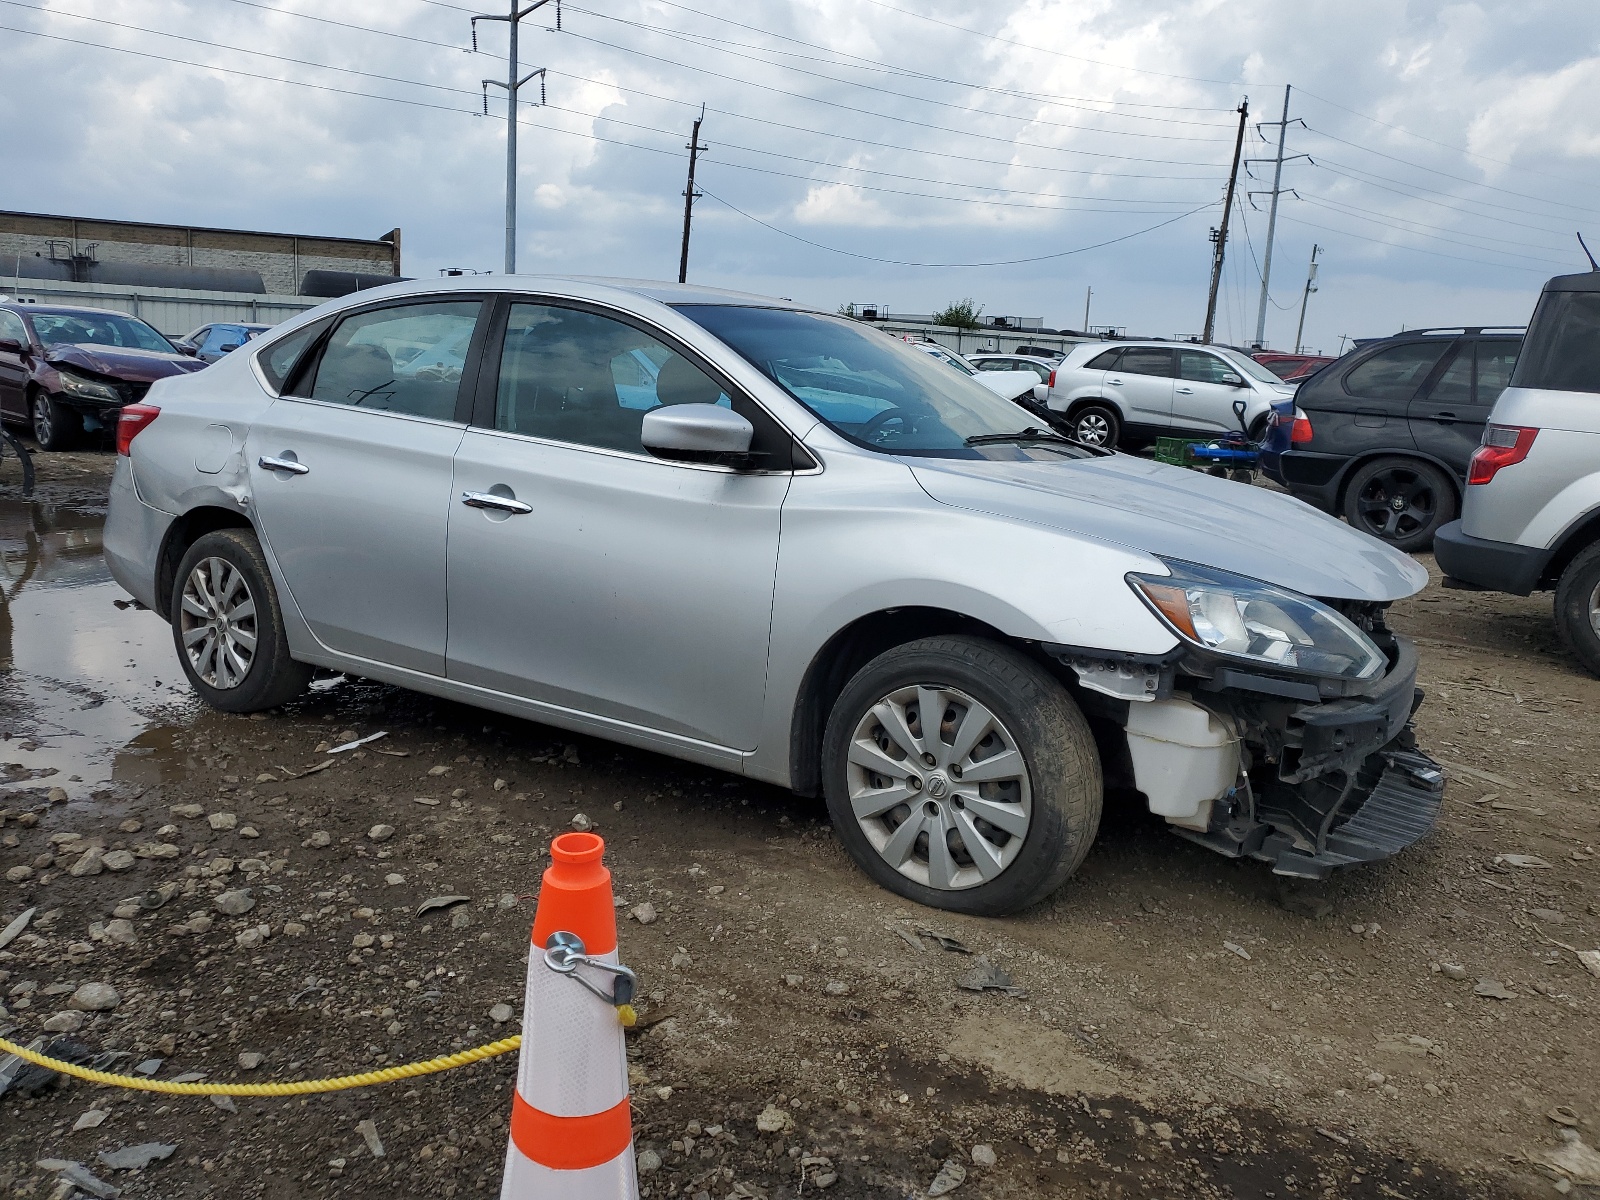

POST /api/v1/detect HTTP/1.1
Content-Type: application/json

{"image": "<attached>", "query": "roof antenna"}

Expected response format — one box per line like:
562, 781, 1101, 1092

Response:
1578, 231, 1599, 271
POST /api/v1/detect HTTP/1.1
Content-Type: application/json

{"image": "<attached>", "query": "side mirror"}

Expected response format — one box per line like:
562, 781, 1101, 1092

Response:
176, 344, 199, 357
1221, 372, 1246, 387
219, 343, 242, 354
641, 403, 755, 466
1031, 382, 1049, 402
0, 336, 22, 354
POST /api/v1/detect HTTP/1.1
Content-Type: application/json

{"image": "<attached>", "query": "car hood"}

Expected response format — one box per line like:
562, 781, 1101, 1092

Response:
909, 452, 1428, 602
45, 344, 205, 382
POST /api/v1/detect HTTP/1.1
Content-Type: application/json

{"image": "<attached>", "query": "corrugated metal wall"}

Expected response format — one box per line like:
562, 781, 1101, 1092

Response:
0, 277, 323, 336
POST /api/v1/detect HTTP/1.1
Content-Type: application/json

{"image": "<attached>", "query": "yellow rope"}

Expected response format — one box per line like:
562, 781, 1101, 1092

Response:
0, 1033, 522, 1096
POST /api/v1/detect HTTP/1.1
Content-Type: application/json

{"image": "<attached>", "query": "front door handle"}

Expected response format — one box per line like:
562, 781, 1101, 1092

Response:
1106, 378, 1124, 386
461, 490, 533, 515
258, 455, 309, 475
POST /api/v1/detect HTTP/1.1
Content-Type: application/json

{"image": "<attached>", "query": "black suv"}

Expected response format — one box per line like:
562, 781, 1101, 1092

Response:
1262, 327, 1522, 550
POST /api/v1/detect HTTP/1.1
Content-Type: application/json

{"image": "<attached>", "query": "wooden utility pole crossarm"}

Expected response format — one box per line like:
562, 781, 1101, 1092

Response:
1202, 98, 1249, 346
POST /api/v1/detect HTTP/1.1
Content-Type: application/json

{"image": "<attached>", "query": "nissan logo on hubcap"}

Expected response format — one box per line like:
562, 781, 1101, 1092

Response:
926, 774, 949, 799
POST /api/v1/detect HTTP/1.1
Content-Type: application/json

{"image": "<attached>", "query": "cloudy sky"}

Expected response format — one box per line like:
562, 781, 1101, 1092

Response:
3, 0, 1598, 351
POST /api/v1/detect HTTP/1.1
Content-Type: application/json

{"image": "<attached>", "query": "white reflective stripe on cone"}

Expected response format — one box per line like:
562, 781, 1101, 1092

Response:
501, 1140, 640, 1200
518, 946, 629, 1118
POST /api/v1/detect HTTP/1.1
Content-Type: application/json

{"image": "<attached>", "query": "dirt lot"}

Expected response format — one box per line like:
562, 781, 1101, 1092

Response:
1, 448, 1596, 1200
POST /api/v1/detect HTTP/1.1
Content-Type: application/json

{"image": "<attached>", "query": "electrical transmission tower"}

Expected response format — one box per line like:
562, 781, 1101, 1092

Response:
1245, 85, 1307, 348
471, 0, 554, 274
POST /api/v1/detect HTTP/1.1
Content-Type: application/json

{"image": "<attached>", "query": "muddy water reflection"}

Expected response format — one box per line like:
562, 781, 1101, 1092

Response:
1, 495, 199, 798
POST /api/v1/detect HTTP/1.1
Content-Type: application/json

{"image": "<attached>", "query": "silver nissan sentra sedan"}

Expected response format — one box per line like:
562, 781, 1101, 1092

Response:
103, 276, 1443, 915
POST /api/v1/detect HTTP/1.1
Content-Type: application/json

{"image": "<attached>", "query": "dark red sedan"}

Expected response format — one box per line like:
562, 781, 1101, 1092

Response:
0, 303, 206, 450
1252, 350, 1336, 382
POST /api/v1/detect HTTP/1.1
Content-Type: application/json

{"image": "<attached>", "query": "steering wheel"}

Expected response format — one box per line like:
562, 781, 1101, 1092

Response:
858, 407, 915, 442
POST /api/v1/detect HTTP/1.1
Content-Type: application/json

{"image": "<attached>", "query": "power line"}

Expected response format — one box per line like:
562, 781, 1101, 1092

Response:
854, 0, 1252, 87
558, 1, 1237, 132
697, 185, 1216, 267
1301, 123, 1600, 218
554, 28, 1232, 169
1276, 213, 1559, 275
1307, 160, 1578, 237
1293, 196, 1570, 265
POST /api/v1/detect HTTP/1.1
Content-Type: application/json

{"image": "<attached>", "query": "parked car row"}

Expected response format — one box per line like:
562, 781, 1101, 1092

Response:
0, 305, 274, 449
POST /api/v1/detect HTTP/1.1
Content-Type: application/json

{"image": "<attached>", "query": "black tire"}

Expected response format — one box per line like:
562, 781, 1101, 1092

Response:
1341, 456, 1457, 551
1067, 402, 1121, 449
170, 529, 312, 712
1554, 543, 1600, 678
32, 391, 81, 452
821, 635, 1102, 916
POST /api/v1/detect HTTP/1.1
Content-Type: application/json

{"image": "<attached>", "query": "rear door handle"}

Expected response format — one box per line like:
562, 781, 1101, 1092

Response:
1175, 386, 1195, 394
258, 455, 309, 475
1433, 411, 1457, 424
461, 490, 533, 515
1107, 378, 1123, 386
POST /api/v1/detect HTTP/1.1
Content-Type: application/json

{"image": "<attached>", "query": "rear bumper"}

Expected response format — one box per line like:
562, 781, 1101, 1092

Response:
1433, 520, 1552, 596
1268, 451, 1347, 511
102, 456, 173, 612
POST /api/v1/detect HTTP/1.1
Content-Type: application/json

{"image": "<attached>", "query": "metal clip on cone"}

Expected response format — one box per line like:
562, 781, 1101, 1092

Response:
501, 833, 639, 1199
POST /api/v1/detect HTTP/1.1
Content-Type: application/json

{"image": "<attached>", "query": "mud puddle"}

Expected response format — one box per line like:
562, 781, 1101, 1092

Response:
0, 494, 199, 800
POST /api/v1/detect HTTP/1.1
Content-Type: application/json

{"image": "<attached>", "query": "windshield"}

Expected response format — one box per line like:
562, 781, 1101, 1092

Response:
678, 305, 1074, 458
30, 311, 174, 353
1218, 348, 1288, 386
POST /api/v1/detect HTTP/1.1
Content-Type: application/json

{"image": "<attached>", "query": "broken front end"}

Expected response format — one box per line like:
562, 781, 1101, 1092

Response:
1056, 562, 1444, 879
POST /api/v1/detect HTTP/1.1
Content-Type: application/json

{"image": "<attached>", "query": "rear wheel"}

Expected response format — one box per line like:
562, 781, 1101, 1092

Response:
1068, 403, 1121, 449
171, 529, 312, 712
821, 636, 1102, 916
32, 392, 81, 451
1554, 543, 1600, 678
1342, 456, 1456, 551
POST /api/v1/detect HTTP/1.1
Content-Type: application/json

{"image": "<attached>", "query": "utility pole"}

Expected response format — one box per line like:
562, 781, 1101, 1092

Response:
1248, 85, 1306, 349
1082, 285, 1092, 333
1294, 244, 1321, 354
678, 107, 707, 284
472, 0, 552, 274
1203, 98, 1248, 346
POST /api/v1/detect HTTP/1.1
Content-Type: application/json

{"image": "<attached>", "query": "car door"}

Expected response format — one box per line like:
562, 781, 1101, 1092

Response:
445, 298, 794, 750
0, 309, 31, 421
1307, 339, 1450, 457
1408, 336, 1520, 477
1103, 346, 1176, 430
1173, 349, 1250, 434
245, 296, 486, 675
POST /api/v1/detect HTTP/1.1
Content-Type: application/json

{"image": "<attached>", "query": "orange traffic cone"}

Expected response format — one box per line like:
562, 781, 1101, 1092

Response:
500, 832, 640, 1199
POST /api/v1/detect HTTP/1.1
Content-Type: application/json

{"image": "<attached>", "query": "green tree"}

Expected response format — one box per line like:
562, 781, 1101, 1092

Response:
932, 299, 984, 329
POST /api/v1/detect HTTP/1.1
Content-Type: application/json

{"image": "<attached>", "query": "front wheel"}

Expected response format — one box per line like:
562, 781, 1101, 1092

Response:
821, 636, 1102, 916
1067, 403, 1121, 449
1342, 456, 1456, 551
32, 392, 81, 451
171, 529, 312, 712
1554, 543, 1600, 678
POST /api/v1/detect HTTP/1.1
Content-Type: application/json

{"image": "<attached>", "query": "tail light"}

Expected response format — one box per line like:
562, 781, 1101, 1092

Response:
116, 404, 160, 456
1288, 406, 1313, 444
1467, 425, 1537, 485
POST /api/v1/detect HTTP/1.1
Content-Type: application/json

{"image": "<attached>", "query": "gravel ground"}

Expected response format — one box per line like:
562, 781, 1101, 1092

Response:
0, 448, 1596, 1200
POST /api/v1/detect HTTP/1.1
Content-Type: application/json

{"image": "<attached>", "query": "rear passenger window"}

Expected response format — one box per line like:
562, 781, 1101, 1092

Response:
256, 317, 333, 393
1475, 340, 1519, 405
308, 301, 482, 421
1116, 347, 1175, 378
1428, 346, 1473, 405
1343, 342, 1450, 401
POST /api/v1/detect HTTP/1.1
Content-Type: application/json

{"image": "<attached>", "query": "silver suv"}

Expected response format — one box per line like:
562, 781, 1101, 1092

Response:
1435, 270, 1600, 675
104, 277, 1443, 914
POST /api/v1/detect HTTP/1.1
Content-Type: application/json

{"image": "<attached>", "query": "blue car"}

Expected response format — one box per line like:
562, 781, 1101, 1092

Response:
176, 322, 272, 364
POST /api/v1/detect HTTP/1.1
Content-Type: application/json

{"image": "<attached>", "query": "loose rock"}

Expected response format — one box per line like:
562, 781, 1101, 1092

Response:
44, 1010, 87, 1033
630, 902, 658, 926
303, 831, 332, 849
68, 847, 106, 877
238, 1052, 264, 1070
207, 812, 237, 831
213, 889, 256, 916
970, 1144, 997, 1167
489, 1002, 514, 1024
101, 850, 136, 872
69, 982, 120, 1012
98, 1142, 177, 1171
756, 1105, 793, 1133
368, 824, 396, 843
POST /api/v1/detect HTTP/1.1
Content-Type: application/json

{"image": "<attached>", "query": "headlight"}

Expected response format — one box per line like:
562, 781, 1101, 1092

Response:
56, 369, 122, 403
1129, 560, 1386, 681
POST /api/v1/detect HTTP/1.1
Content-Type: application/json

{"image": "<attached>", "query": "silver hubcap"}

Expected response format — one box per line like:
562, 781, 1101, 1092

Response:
846, 684, 1031, 891
1075, 413, 1109, 445
179, 557, 258, 689
33, 397, 51, 443
1589, 580, 1600, 638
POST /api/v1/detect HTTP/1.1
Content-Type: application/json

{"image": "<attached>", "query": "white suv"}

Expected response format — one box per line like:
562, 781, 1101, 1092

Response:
1435, 270, 1600, 675
1048, 340, 1295, 449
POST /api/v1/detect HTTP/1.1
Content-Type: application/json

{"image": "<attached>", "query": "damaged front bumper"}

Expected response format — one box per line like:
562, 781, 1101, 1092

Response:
1052, 625, 1445, 880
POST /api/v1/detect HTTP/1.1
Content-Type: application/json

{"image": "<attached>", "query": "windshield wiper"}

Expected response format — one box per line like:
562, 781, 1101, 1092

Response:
965, 427, 1076, 446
